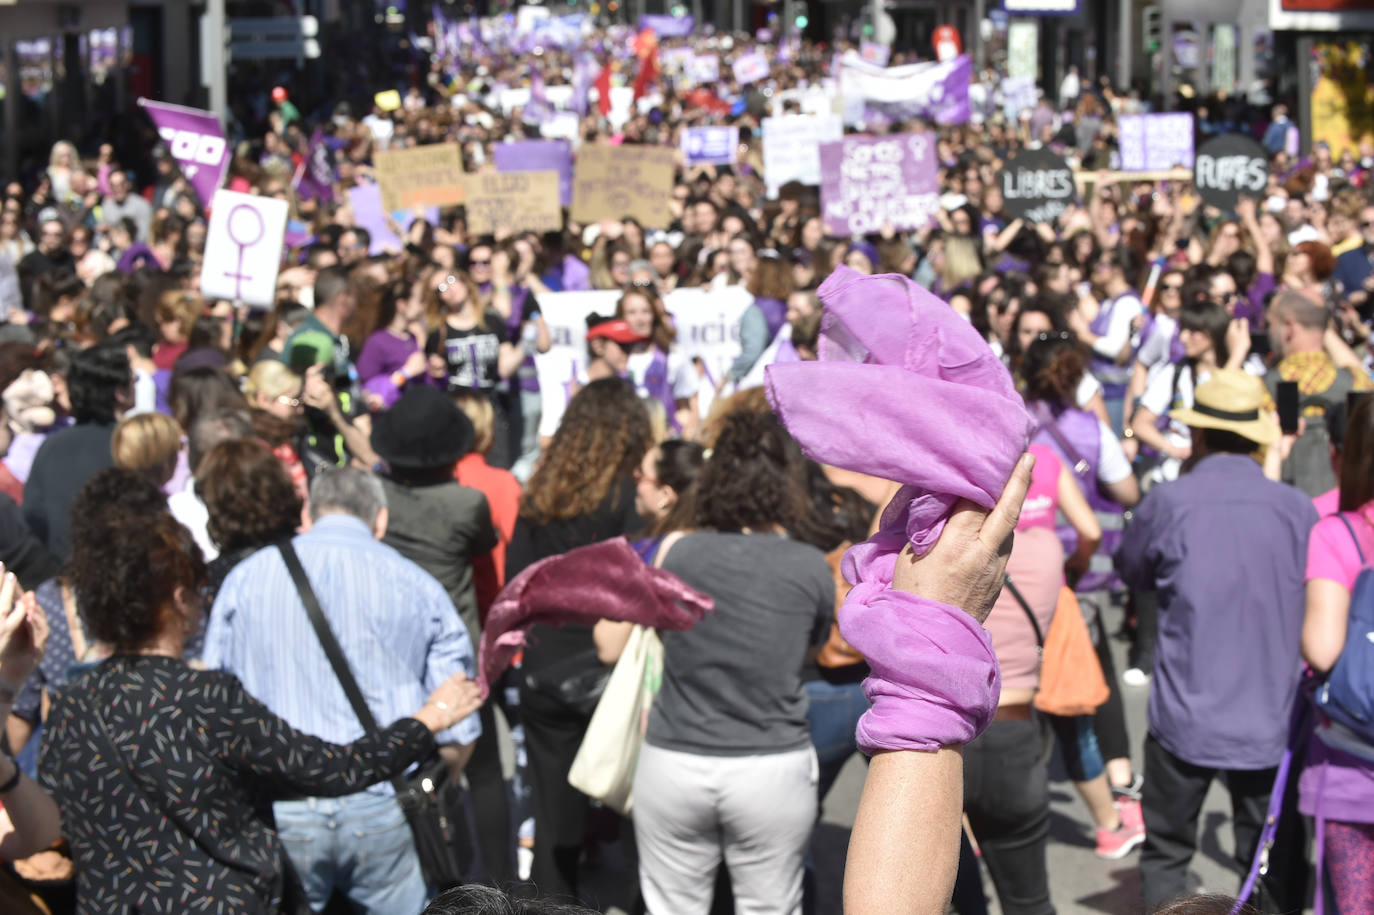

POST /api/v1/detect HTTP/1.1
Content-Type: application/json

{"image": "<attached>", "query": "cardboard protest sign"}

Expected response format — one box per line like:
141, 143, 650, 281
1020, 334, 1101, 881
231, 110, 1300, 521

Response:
1118, 113, 1195, 171
463, 170, 563, 235
819, 132, 941, 236
762, 114, 844, 198
373, 143, 466, 211
200, 189, 289, 308
999, 148, 1076, 223
682, 126, 739, 167
1193, 134, 1268, 210
494, 140, 574, 207
571, 145, 676, 227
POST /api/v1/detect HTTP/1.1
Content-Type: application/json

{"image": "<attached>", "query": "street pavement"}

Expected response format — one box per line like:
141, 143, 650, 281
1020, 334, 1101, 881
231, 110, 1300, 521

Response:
564, 600, 1245, 914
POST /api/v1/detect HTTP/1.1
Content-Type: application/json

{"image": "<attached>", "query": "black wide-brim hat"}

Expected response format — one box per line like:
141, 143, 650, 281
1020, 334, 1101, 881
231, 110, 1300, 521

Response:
370, 384, 475, 469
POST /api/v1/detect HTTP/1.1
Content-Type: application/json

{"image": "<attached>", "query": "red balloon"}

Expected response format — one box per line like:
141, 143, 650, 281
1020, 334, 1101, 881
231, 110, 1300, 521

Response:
271, 86, 288, 103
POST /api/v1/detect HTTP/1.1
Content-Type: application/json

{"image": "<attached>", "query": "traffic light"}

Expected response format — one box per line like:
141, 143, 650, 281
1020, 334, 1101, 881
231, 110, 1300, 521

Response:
1142, 5, 1161, 54
795, 2, 808, 30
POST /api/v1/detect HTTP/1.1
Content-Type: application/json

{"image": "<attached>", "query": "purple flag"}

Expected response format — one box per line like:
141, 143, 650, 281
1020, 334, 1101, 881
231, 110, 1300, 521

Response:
839, 55, 972, 128
525, 67, 553, 124
138, 98, 230, 210
819, 132, 941, 237
432, 3, 449, 58
494, 140, 573, 207
638, 14, 695, 38
571, 55, 594, 117
293, 129, 335, 204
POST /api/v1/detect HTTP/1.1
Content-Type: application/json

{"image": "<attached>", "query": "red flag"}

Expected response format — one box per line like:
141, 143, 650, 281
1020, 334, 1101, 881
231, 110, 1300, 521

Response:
632, 28, 659, 104
595, 65, 612, 118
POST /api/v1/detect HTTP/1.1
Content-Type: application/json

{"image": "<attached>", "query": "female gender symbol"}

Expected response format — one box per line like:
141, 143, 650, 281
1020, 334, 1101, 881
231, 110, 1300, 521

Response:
224, 204, 265, 301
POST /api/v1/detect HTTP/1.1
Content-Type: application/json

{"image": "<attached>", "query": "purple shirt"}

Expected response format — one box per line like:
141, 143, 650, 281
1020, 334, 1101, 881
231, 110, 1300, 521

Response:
356, 329, 421, 390
1116, 454, 1319, 769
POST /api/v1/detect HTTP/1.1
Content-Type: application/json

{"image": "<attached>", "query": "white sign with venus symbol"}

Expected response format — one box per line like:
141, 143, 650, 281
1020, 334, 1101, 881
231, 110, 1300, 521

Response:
200, 190, 288, 309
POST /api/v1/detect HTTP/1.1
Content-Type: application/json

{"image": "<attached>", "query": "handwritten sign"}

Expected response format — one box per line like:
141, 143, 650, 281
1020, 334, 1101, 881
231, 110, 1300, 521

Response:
373, 143, 466, 211
571, 145, 676, 227
819, 132, 940, 237
494, 140, 573, 207
999, 148, 1076, 223
1193, 133, 1268, 210
201, 189, 288, 308
1118, 113, 1195, 171
682, 126, 739, 167
689, 54, 720, 85
463, 170, 563, 235
762, 114, 845, 198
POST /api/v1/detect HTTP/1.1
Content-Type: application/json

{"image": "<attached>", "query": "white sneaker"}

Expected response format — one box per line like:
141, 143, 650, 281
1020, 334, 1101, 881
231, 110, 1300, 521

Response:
1122, 667, 1150, 687
517, 846, 534, 882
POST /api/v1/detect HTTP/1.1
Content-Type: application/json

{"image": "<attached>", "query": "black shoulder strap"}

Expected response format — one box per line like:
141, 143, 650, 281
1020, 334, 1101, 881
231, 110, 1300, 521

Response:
1004, 575, 1045, 648
1337, 513, 1368, 566
277, 541, 406, 793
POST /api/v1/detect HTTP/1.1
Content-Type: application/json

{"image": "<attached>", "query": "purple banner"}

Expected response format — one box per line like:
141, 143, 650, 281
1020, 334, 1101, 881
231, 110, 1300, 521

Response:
138, 98, 230, 209
839, 55, 972, 128
638, 14, 695, 38
819, 132, 941, 237
1118, 112, 1195, 171
494, 140, 573, 207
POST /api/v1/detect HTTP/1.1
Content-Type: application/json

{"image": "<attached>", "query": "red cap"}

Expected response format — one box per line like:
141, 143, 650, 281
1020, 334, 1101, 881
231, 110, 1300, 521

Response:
586, 319, 648, 345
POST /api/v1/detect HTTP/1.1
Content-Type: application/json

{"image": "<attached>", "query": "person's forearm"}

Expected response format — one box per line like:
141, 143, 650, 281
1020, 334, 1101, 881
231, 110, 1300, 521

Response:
845, 748, 964, 915
1131, 410, 1174, 456
0, 753, 62, 860
326, 407, 380, 468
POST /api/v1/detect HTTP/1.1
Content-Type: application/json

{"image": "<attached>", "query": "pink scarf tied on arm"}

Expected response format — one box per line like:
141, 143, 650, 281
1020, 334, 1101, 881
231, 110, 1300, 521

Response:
765, 266, 1032, 754
476, 536, 713, 698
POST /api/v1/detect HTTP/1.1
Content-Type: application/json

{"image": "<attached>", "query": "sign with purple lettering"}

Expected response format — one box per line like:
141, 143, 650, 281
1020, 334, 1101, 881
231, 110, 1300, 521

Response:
682, 126, 739, 166
494, 140, 574, 207
1118, 112, 1196, 171
999, 148, 1076, 223
138, 98, 231, 209
732, 52, 770, 85
819, 132, 941, 237
201, 189, 288, 308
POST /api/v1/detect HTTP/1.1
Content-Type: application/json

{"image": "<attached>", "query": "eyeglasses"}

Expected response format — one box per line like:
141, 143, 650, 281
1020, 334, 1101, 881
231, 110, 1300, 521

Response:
436, 274, 459, 293
630, 279, 655, 289
1035, 331, 1073, 343
276, 395, 302, 408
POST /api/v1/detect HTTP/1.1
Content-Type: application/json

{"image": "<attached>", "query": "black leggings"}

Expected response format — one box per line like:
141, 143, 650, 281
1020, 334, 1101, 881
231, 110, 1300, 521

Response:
962, 716, 1055, 915
466, 701, 513, 886
1080, 591, 1130, 765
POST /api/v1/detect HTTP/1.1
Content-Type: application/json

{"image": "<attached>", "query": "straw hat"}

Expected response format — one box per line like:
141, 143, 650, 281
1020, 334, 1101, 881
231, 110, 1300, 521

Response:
1169, 369, 1279, 446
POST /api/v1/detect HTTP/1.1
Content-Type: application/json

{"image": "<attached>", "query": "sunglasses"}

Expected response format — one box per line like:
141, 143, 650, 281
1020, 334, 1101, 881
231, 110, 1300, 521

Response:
436, 274, 460, 293
1362, 221, 1374, 229
1036, 331, 1073, 343
1161, 282, 1183, 291
469, 258, 491, 267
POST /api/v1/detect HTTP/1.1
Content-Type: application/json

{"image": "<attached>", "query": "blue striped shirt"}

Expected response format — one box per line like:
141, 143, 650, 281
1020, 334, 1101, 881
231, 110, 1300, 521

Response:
203, 515, 481, 796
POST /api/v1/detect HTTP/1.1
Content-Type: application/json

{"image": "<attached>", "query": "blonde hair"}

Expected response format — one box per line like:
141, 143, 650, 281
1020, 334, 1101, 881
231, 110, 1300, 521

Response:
941, 235, 983, 290
111, 413, 183, 483
453, 392, 495, 455
244, 360, 302, 405
48, 140, 77, 169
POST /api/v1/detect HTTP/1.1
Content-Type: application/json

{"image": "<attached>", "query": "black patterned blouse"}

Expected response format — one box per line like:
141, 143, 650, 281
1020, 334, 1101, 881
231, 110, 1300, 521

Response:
39, 655, 434, 914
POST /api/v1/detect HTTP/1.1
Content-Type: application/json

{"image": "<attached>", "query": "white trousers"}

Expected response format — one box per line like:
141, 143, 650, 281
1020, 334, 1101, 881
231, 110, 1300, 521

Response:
632, 743, 818, 915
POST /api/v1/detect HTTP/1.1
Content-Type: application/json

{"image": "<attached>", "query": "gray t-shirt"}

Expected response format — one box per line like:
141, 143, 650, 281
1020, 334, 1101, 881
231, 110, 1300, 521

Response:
647, 531, 834, 756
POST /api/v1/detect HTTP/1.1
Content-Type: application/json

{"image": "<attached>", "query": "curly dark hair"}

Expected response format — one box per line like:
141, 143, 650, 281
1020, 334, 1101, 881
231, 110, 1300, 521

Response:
67, 341, 131, 425
67, 468, 171, 572
196, 438, 303, 553
1018, 334, 1087, 407
69, 510, 206, 653
691, 409, 808, 533
520, 378, 651, 523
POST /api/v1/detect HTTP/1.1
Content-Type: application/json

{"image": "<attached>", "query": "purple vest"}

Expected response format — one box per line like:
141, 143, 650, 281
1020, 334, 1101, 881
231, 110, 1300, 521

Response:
754, 296, 788, 341
642, 348, 680, 432
1029, 401, 1125, 593
1089, 293, 1135, 397
499, 286, 540, 394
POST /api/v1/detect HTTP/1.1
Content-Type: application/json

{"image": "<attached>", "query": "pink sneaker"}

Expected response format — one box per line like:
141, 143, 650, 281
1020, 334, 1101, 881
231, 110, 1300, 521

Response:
1096, 801, 1146, 859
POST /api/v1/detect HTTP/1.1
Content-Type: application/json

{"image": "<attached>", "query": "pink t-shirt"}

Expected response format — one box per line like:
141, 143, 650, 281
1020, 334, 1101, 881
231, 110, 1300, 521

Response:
1312, 487, 1340, 519
1300, 504, 1374, 822
1018, 444, 1063, 533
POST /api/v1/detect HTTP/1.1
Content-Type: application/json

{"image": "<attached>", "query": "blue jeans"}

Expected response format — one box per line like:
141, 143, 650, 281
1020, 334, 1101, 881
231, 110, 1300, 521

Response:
804, 679, 868, 801
274, 791, 428, 915
1045, 712, 1106, 783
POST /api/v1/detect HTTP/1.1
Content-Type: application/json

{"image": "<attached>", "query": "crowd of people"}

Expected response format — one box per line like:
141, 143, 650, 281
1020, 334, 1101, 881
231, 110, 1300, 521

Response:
0, 10, 1369, 915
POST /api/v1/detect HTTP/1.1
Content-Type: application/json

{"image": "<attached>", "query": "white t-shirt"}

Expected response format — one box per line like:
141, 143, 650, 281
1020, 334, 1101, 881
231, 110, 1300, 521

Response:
1095, 419, 1134, 485
362, 114, 395, 146
1136, 313, 1178, 377
1076, 373, 1101, 410
1139, 362, 1203, 484
627, 347, 698, 401
1091, 293, 1146, 387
